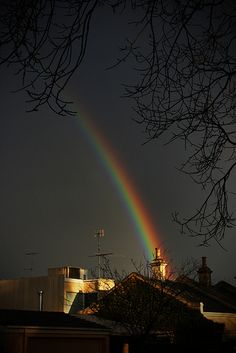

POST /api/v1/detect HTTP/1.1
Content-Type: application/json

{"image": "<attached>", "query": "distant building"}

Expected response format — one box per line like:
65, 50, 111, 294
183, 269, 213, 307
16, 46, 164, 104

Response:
0, 266, 115, 313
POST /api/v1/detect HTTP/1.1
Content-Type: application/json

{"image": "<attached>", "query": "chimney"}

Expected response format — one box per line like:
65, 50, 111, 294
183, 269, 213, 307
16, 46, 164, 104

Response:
150, 248, 167, 279
197, 257, 212, 287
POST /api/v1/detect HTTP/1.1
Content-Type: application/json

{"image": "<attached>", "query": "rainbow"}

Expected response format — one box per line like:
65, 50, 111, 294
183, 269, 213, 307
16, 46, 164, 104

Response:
74, 108, 160, 260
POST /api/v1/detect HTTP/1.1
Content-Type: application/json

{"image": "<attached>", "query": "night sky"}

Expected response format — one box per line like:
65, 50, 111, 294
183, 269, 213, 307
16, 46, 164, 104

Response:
0, 6, 236, 285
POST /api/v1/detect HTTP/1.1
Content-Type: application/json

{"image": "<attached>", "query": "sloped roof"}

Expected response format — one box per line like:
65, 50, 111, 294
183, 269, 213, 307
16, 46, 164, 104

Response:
213, 281, 236, 308
169, 278, 236, 313
0, 309, 108, 330
123, 273, 236, 313
88, 272, 236, 314
75, 313, 129, 335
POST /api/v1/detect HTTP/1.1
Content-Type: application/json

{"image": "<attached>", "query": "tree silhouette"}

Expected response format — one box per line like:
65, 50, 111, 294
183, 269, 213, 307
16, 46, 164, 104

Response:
90, 271, 224, 351
1, 0, 236, 244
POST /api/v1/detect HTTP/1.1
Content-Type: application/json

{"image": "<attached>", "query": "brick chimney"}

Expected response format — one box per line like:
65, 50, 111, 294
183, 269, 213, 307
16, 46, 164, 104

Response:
197, 256, 212, 287
150, 248, 167, 280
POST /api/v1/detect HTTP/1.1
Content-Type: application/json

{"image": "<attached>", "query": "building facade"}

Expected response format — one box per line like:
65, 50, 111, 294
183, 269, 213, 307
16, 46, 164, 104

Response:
0, 266, 115, 313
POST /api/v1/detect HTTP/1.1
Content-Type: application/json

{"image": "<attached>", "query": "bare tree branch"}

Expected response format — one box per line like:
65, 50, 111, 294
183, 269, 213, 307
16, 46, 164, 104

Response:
1, 0, 236, 243
118, 0, 236, 243
0, 0, 99, 114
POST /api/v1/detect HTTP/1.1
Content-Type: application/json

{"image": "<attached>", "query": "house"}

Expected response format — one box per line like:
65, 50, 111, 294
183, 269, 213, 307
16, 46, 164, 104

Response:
0, 309, 110, 353
151, 252, 236, 341
0, 266, 115, 313
76, 252, 236, 352
1, 250, 235, 352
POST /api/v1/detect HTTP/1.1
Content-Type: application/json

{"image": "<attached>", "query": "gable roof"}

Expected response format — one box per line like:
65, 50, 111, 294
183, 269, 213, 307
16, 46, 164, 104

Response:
213, 281, 236, 308
120, 273, 236, 313
170, 277, 236, 313
80, 272, 236, 315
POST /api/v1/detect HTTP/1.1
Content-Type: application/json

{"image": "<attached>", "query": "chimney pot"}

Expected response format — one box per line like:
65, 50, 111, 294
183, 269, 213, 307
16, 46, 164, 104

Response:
198, 257, 212, 287
202, 256, 207, 267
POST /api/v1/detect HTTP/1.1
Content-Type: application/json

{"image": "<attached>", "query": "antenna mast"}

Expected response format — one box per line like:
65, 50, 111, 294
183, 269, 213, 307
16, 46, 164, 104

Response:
25, 252, 38, 273
95, 229, 104, 278
90, 229, 113, 278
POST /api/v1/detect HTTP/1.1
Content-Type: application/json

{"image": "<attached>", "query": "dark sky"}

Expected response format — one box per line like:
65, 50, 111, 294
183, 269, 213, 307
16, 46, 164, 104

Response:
0, 5, 235, 285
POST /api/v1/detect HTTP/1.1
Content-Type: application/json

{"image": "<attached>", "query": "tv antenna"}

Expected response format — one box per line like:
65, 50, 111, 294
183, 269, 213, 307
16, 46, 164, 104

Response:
89, 229, 113, 278
25, 252, 39, 273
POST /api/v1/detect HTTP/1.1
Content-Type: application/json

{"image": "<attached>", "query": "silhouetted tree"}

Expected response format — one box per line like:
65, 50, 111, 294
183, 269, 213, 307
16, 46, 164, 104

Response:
90, 270, 223, 352
1, 1, 236, 244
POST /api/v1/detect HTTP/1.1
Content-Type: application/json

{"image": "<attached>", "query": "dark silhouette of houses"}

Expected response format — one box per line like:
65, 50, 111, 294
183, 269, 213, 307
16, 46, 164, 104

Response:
0, 252, 235, 352
76, 255, 236, 352
0, 309, 110, 353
